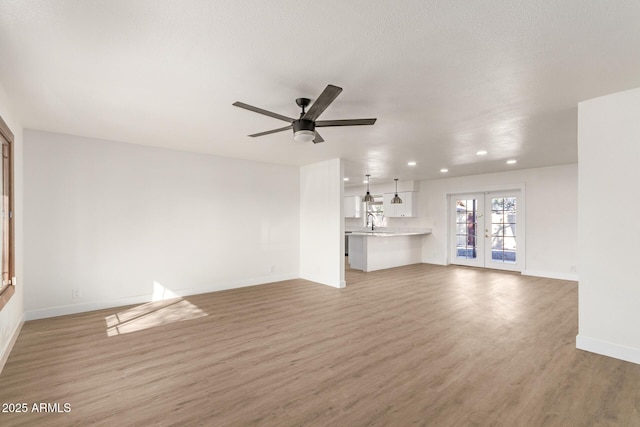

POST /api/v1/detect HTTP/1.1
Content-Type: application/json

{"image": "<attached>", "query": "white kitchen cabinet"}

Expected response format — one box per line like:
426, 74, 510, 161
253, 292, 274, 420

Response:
344, 195, 362, 218
383, 191, 418, 217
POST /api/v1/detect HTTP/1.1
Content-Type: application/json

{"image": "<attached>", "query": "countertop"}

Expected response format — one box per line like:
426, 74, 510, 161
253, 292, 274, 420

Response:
346, 229, 431, 237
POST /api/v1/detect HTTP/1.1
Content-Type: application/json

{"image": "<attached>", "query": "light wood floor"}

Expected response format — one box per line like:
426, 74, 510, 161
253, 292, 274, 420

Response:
1, 263, 640, 426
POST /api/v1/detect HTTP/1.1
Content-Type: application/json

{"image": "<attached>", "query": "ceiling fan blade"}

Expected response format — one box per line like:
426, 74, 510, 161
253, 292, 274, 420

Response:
302, 84, 343, 122
248, 125, 292, 137
312, 132, 324, 144
233, 102, 295, 123
316, 118, 377, 127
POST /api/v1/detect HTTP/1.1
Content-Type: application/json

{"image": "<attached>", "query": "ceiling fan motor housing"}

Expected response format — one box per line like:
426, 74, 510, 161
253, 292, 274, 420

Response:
293, 119, 315, 133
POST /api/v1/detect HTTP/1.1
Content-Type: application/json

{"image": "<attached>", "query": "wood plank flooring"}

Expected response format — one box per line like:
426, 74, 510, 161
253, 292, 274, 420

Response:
1, 263, 640, 426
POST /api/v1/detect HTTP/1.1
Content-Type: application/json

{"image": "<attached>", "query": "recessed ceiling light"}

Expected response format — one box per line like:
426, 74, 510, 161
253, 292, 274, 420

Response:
506, 159, 517, 164
476, 150, 488, 156
407, 161, 417, 166
363, 180, 369, 184
440, 168, 449, 173
343, 177, 350, 181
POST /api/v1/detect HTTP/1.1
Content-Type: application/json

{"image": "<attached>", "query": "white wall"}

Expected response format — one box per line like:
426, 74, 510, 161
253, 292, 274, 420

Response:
417, 164, 578, 279
0, 81, 24, 371
300, 158, 345, 288
23, 130, 300, 319
577, 87, 640, 364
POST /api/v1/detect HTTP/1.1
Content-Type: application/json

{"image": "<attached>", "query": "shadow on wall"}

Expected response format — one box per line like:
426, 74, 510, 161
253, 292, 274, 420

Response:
104, 281, 207, 337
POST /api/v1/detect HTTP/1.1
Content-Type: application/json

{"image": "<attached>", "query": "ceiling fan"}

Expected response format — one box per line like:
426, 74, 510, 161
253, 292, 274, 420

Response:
233, 84, 376, 144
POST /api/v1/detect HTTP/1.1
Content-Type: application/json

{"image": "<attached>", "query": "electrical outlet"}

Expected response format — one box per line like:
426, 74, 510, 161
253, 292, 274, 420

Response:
270, 265, 275, 273
71, 288, 81, 299
570, 265, 577, 273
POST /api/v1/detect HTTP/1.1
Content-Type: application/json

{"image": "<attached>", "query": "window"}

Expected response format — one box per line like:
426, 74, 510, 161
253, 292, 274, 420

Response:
0, 115, 14, 311
365, 195, 387, 228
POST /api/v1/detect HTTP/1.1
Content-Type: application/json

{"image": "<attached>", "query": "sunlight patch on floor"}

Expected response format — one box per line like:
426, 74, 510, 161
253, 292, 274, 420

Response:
105, 281, 207, 337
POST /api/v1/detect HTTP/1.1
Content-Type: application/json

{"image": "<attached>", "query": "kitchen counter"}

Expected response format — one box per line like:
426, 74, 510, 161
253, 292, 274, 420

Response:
346, 229, 431, 272
346, 230, 430, 237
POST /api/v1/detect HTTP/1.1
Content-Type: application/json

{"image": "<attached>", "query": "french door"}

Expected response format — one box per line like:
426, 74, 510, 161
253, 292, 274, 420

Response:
450, 191, 522, 272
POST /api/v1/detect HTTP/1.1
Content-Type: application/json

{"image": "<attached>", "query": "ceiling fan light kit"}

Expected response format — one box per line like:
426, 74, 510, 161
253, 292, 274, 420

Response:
233, 84, 376, 144
293, 130, 315, 142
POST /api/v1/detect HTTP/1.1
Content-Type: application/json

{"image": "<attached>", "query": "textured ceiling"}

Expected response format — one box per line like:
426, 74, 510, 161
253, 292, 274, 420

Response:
1, 0, 640, 184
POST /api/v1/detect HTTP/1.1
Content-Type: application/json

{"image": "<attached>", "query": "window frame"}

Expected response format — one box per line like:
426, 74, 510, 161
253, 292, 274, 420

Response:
0, 115, 14, 311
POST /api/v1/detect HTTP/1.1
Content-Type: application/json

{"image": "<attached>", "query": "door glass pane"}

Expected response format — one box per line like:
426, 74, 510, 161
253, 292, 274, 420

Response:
491, 236, 503, 250
455, 199, 479, 259
503, 236, 516, 251
490, 196, 517, 264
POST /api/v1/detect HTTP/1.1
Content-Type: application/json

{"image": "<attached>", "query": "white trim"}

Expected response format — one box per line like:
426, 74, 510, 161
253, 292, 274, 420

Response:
310, 277, 347, 289
0, 316, 24, 374
447, 183, 527, 196
423, 260, 447, 266
522, 270, 578, 281
445, 193, 452, 266
576, 334, 640, 365
25, 273, 298, 321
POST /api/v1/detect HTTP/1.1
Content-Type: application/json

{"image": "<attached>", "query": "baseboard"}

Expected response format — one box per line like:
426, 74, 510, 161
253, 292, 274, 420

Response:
0, 317, 24, 375
522, 269, 578, 281
25, 295, 156, 321
421, 258, 447, 266
576, 334, 640, 365
420, 264, 579, 281
25, 273, 299, 321
312, 280, 345, 288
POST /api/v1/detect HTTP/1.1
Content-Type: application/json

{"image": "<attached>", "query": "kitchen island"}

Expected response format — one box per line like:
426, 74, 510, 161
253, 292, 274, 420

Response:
347, 229, 431, 272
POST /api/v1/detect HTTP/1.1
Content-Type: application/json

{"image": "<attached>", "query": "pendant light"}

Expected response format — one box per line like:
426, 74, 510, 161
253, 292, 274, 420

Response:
391, 178, 403, 204
363, 174, 374, 203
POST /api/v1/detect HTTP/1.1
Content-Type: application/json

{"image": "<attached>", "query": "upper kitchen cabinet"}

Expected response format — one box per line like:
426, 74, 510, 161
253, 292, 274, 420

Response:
344, 195, 363, 218
383, 192, 418, 217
